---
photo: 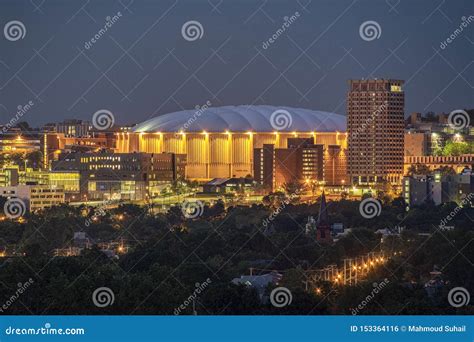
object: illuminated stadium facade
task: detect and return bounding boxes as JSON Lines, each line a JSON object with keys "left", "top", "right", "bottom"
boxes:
{"left": 115, "top": 105, "right": 348, "bottom": 182}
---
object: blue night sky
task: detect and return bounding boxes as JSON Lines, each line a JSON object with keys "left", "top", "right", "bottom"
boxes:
{"left": 0, "top": 0, "right": 472, "bottom": 126}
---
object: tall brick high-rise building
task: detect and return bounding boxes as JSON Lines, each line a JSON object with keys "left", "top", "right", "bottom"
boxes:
{"left": 347, "top": 79, "right": 405, "bottom": 185}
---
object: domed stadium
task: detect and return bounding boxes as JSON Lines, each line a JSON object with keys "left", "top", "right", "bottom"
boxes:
{"left": 116, "top": 105, "right": 347, "bottom": 180}
{"left": 132, "top": 105, "right": 346, "bottom": 133}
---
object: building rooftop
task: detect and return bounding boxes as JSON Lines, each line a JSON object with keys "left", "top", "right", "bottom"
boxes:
{"left": 133, "top": 105, "right": 346, "bottom": 133}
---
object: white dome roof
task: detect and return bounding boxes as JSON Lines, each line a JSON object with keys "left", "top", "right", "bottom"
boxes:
{"left": 133, "top": 105, "right": 346, "bottom": 133}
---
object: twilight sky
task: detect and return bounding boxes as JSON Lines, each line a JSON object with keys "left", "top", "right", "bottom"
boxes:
{"left": 0, "top": 0, "right": 473, "bottom": 127}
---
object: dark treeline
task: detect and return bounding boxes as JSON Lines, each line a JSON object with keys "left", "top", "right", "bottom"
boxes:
{"left": 0, "top": 196, "right": 472, "bottom": 315}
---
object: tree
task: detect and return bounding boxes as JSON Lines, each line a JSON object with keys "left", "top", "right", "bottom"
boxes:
{"left": 406, "top": 164, "right": 431, "bottom": 176}
{"left": 7, "top": 153, "right": 25, "bottom": 168}
{"left": 436, "top": 166, "right": 456, "bottom": 176}
{"left": 375, "top": 180, "right": 394, "bottom": 204}
{"left": 26, "top": 151, "right": 42, "bottom": 169}
{"left": 170, "top": 180, "right": 188, "bottom": 195}
{"left": 16, "top": 122, "right": 32, "bottom": 131}
{"left": 442, "top": 141, "right": 470, "bottom": 156}
{"left": 282, "top": 181, "right": 304, "bottom": 196}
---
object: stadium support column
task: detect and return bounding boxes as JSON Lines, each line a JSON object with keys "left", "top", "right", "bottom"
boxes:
{"left": 275, "top": 132, "right": 280, "bottom": 148}
{"left": 181, "top": 132, "right": 186, "bottom": 156}
{"left": 205, "top": 132, "right": 210, "bottom": 179}
{"left": 227, "top": 131, "right": 232, "bottom": 178}
{"left": 248, "top": 132, "right": 254, "bottom": 178}
{"left": 159, "top": 132, "right": 164, "bottom": 153}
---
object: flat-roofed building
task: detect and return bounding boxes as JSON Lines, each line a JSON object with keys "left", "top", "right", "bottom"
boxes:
{"left": 0, "top": 184, "right": 65, "bottom": 211}
{"left": 51, "top": 152, "right": 186, "bottom": 201}
{"left": 0, "top": 134, "right": 40, "bottom": 157}
{"left": 404, "top": 131, "right": 430, "bottom": 156}
{"left": 55, "top": 119, "right": 92, "bottom": 137}
{"left": 41, "top": 132, "right": 116, "bottom": 169}
{"left": 253, "top": 137, "right": 345, "bottom": 191}
{"left": 403, "top": 154, "right": 474, "bottom": 175}
{"left": 403, "top": 170, "right": 474, "bottom": 208}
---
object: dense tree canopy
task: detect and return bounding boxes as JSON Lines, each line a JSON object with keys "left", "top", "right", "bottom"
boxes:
{"left": 0, "top": 197, "right": 472, "bottom": 315}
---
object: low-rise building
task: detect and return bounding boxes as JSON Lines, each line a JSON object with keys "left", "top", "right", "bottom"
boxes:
{"left": 404, "top": 154, "right": 474, "bottom": 175}
{"left": 54, "top": 119, "right": 92, "bottom": 137}
{"left": 0, "top": 167, "right": 80, "bottom": 201}
{"left": 231, "top": 271, "right": 282, "bottom": 301}
{"left": 403, "top": 169, "right": 474, "bottom": 208}
{"left": 253, "top": 137, "right": 346, "bottom": 192}
{"left": 203, "top": 177, "right": 254, "bottom": 193}
{"left": 41, "top": 132, "right": 116, "bottom": 169}
{"left": 0, "top": 184, "right": 65, "bottom": 211}
{"left": 51, "top": 152, "right": 186, "bottom": 201}
{"left": 0, "top": 167, "right": 20, "bottom": 187}
{"left": 0, "top": 134, "right": 40, "bottom": 157}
